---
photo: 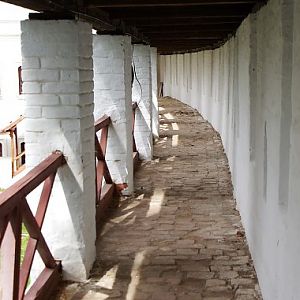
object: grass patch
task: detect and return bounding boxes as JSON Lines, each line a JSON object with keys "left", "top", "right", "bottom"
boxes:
{"left": 1, "top": 187, "right": 30, "bottom": 263}
{"left": 21, "top": 224, "right": 30, "bottom": 262}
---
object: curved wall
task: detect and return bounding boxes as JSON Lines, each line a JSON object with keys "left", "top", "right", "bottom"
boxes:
{"left": 159, "top": 0, "right": 300, "bottom": 298}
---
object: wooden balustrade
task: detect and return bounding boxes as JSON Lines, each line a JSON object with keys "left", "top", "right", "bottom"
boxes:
{"left": 0, "top": 110, "right": 140, "bottom": 298}
{"left": 0, "top": 151, "right": 66, "bottom": 300}
{"left": 94, "top": 115, "right": 115, "bottom": 221}
{"left": 0, "top": 115, "right": 26, "bottom": 178}
{"left": 94, "top": 108, "right": 140, "bottom": 221}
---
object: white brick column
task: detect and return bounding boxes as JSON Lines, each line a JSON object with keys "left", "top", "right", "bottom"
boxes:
{"left": 132, "top": 44, "right": 153, "bottom": 160}
{"left": 93, "top": 35, "right": 133, "bottom": 194}
{"left": 21, "top": 20, "right": 96, "bottom": 281}
{"left": 151, "top": 47, "right": 159, "bottom": 139}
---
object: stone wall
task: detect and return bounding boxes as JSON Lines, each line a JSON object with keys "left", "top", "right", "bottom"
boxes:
{"left": 93, "top": 35, "right": 134, "bottom": 194}
{"left": 159, "top": 0, "right": 300, "bottom": 298}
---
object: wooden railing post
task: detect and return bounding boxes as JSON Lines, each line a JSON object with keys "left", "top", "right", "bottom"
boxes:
{"left": 132, "top": 102, "right": 139, "bottom": 167}
{"left": 0, "top": 116, "right": 26, "bottom": 178}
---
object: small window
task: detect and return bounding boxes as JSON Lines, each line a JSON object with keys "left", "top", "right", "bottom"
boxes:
{"left": 0, "top": 143, "right": 3, "bottom": 157}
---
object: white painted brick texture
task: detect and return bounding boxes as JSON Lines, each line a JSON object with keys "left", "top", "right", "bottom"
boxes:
{"left": 21, "top": 20, "right": 96, "bottom": 282}
{"left": 151, "top": 47, "right": 159, "bottom": 138}
{"left": 93, "top": 35, "right": 133, "bottom": 194}
{"left": 133, "top": 44, "right": 153, "bottom": 160}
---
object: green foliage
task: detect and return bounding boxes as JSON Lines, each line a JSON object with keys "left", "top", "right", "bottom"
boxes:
{"left": 21, "top": 224, "right": 29, "bottom": 263}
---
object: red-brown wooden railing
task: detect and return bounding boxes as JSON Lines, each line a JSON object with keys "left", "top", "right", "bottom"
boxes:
{"left": 94, "top": 109, "right": 139, "bottom": 220}
{"left": 94, "top": 115, "right": 115, "bottom": 221}
{"left": 0, "top": 151, "right": 66, "bottom": 300}
{"left": 1, "top": 115, "right": 26, "bottom": 178}
{"left": 0, "top": 108, "right": 140, "bottom": 298}
{"left": 132, "top": 102, "right": 139, "bottom": 168}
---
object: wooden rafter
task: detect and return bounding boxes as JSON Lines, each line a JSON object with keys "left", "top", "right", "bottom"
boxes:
{"left": 1, "top": 0, "right": 266, "bottom": 53}
{"left": 87, "top": 0, "right": 263, "bottom": 8}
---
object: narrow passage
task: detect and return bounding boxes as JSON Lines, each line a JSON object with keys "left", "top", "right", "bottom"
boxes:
{"left": 58, "top": 97, "right": 261, "bottom": 300}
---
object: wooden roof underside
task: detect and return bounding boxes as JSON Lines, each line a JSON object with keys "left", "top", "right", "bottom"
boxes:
{"left": 2, "top": 0, "right": 266, "bottom": 54}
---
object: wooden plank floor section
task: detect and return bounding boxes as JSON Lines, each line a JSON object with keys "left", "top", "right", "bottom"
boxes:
{"left": 56, "top": 97, "right": 262, "bottom": 300}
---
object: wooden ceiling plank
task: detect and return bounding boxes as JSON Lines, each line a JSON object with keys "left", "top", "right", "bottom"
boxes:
{"left": 2, "top": 0, "right": 265, "bottom": 54}
{"left": 104, "top": 5, "right": 252, "bottom": 19}
{"left": 139, "top": 24, "right": 239, "bottom": 33}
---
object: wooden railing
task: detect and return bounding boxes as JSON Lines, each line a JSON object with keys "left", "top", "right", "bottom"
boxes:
{"left": 94, "top": 108, "right": 139, "bottom": 220}
{"left": 0, "top": 115, "right": 26, "bottom": 177}
{"left": 94, "top": 115, "right": 115, "bottom": 221}
{"left": 0, "top": 151, "right": 66, "bottom": 300}
{"left": 0, "top": 105, "right": 140, "bottom": 298}
{"left": 132, "top": 102, "right": 139, "bottom": 167}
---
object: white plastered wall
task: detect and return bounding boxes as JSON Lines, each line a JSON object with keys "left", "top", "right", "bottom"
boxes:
{"left": 159, "top": 0, "right": 300, "bottom": 299}
{"left": 151, "top": 47, "right": 159, "bottom": 138}
{"left": 0, "top": 3, "right": 33, "bottom": 187}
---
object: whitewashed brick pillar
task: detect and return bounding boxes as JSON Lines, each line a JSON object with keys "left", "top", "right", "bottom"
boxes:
{"left": 132, "top": 44, "right": 153, "bottom": 160}
{"left": 21, "top": 20, "right": 96, "bottom": 281}
{"left": 151, "top": 47, "right": 159, "bottom": 138}
{"left": 93, "top": 35, "right": 133, "bottom": 194}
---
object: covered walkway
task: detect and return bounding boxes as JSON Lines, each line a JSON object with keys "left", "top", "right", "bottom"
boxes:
{"left": 57, "top": 97, "right": 261, "bottom": 300}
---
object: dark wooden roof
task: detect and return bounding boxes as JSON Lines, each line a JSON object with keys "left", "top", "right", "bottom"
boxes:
{"left": 2, "top": 0, "right": 266, "bottom": 54}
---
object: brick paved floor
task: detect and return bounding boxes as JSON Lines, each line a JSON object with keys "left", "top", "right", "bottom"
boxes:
{"left": 57, "top": 97, "right": 262, "bottom": 300}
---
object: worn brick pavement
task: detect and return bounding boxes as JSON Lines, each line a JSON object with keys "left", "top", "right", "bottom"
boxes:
{"left": 56, "top": 97, "right": 262, "bottom": 300}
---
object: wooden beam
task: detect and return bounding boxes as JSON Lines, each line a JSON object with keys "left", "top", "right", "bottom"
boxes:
{"left": 3, "top": 0, "right": 263, "bottom": 49}
{"left": 29, "top": 11, "right": 75, "bottom": 20}
{"left": 148, "top": 32, "right": 228, "bottom": 40}
{"left": 129, "top": 17, "right": 244, "bottom": 27}
{"left": 140, "top": 23, "right": 239, "bottom": 33}
{"left": 88, "top": 0, "right": 260, "bottom": 8}
{"left": 120, "top": 16, "right": 247, "bottom": 24}
{"left": 103, "top": 5, "right": 252, "bottom": 20}
{"left": 158, "top": 44, "right": 215, "bottom": 50}
{"left": 151, "top": 39, "right": 222, "bottom": 45}
{"left": 3, "top": 0, "right": 148, "bottom": 41}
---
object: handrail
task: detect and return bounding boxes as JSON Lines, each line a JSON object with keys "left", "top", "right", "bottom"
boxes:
{"left": 94, "top": 115, "right": 111, "bottom": 132}
{"left": 0, "top": 151, "right": 66, "bottom": 300}
{"left": 0, "top": 115, "right": 24, "bottom": 133}
{"left": 0, "top": 152, "right": 65, "bottom": 217}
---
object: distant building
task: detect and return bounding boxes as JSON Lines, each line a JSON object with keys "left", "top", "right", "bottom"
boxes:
{"left": 0, "top": 2, "right": 33, "bottom": 187}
